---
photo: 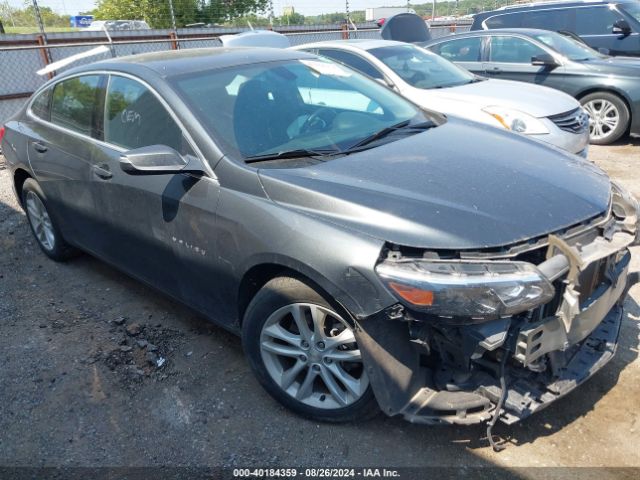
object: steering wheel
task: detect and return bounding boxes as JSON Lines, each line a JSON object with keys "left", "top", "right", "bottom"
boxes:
{"left": 410, "top": 71, "right": 427, "bottom": 84}
{"left": 300, "top": 108, "right": 337, "bottom": 134}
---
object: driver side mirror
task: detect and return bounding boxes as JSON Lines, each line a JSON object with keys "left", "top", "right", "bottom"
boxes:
{"left": 120, "top": 145, "right": 205, "bottom": 176}
{"left": 531, "top": 53, "right": 560, "bottom": 68}
{"left": 612, "top": 19, "right": 632, "bottom": 36}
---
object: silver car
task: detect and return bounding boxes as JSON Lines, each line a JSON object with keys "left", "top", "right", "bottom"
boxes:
{"left": 295, "top": 40, "right": 590, "bottom": 157}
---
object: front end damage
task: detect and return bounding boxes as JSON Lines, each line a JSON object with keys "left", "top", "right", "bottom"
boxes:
{"left": 355, "top": 182, "right": 640, "bottom": 428}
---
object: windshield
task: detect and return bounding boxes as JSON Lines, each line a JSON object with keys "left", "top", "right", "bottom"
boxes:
{"left": 171, "top": 58, "right": 429, "bottom": 160}
{"left": 369, "top": 44, "right": 476, "bottom": 89}
{"left": 532, "top": 31, "right": 602, "bottom": 61}
{"left": 622, "top": 3, "right": 640, "bottom": 23}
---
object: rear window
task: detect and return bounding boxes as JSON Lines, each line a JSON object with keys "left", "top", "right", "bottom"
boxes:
{"left": 50, "top": 75, "right": 104, "bottom": 137}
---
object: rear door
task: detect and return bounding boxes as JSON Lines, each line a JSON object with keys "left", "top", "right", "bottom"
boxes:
{"left": 25, "top": 74, "right": 107, "bottom": 246}
{"left": 428, "top": 36, "right": 485, "bottom": 74}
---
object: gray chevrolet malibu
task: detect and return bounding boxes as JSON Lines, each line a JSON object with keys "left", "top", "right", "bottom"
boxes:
{"left": 2, "top": 48, "right": 639, "bottom": 431}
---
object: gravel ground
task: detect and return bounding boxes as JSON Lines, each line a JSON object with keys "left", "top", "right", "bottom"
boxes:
{"left": 0, "top": 139, "right": 639, "bottom": 475}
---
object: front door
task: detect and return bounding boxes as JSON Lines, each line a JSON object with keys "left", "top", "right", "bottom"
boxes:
{"left": 89, "top": 74, "right": 222, "bottom": 309}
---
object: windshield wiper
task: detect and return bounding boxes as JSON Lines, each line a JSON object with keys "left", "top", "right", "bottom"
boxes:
{"left": 244, "top": 148, "right": 340, "bottom": 164}
{"left": 344, "top": 120, "right": 434, "bottom": 152}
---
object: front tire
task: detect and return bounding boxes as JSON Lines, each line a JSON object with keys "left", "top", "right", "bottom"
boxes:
{"left": 22, "top": 178, "right": 77, "bottom": 261}
{"left": 581, "top": 92, "right": 630, "bottom": 145}
{"left": 242, "top": 276, "right": 379, "bottom": 423}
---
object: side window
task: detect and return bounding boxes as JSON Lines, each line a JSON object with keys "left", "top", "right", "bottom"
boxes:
{"left": 105, "top": 76, "right": 185, "bottom": 153}
{"left": 489, "top": 36, "right": 546, "bottom": 63}
{"left": 31, "top": 88, "right": 52, "bottom": 121}
{"left": 575, "top": 6, "right": 623, "bottom": 35}
{"left": 51, "top": 75, "right": 104, "bottom": 137}
{"left": 316, "top": 49, "right": 384, "bottom": 80}
{"left": 433, "top": 37, "right": 482, "bottom": 62}
{"left": 523, "top": 9, "right": 573, "bottom": 31}
{"left": 485, "top": 12, "right": 525, "bottom": 29}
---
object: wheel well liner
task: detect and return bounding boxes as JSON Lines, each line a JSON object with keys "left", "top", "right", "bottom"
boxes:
{"left": 236, "top": 262, "right": 356, "bottom": 326}
{"left": 13, "top": 168, "right": 31, "bottom": 206}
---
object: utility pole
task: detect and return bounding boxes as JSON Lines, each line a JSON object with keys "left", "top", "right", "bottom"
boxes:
{"left": 431, "top": 0, "right": 436, "bottom": 20}
{"left": 345, "top": 0, "right": 350, "bottom": 23}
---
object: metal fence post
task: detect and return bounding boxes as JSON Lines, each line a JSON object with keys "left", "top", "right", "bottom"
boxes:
{"left": 168, "top": 0, "right": 180, "bottom": 49}
{"left": 31, "top": 0, "right": 52, "bottom": 64}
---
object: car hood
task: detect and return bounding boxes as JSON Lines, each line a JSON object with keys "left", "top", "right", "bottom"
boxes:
{"left": 258, "top": 118, "right": 610, "bottom": 250}
{"left": 581, "top": 56, "right": 640, "bottom": 76}
{"left": 418, "top": 78, "right": 579, "bottom": 118}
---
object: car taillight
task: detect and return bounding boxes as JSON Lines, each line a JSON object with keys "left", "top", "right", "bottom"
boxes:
{"left": 0, "top": 126, "right": 5, "bottom": 143}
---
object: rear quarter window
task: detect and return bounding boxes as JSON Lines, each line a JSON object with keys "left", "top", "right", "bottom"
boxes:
{"left": 31, "top": 88, "right": 52, "bottom": 121}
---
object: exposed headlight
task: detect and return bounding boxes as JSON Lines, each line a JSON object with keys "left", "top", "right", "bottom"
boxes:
{"left": 611, "top": 181, "right": 640, "bottom": 243}
{"left": 376, "top": 260, "right": 555, "bottom": 321}
{"left": 482, "top": 106, "right": 549, "bottom": 135}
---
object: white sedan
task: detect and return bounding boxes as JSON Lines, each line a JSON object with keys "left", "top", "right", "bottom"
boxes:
{"left": 293, "top": 39, "right": 590, "bottom": 157}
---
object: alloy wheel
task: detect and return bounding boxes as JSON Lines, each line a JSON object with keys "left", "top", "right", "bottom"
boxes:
{"left": 583, "top": 99, "right": 620, "bottom": 141}
{"left": 25, "top": 191, "right": 55, "bottom": 251}
{"left": 259, "top": 303, "right": 369, "bottom": 410}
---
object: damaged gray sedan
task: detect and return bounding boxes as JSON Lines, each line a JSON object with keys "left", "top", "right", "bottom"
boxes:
{"left": 2, "top": 48, "right": 639, "bottom": 431}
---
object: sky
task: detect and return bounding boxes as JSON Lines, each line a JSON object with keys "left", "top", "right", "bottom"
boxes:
{"left": 6, "top": 1, "right": 418, "bottom": 16}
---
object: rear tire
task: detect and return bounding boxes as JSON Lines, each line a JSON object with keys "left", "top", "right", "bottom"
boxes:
{"left": 580, "top": 92, "right": 630, "bottom": 145}
{"left": 242, "top": 276, "right": 379, "bottom": 423}
{"left": 22, "top": 178, "right": 77, "bottom": 261}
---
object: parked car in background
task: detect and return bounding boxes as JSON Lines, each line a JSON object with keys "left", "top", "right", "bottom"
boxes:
{"left": 425, "top": 29, "right": 640, "bottom": 144}
{"left": 295, "top": 39, "right": 590, "bottom": 156}
{"left": 87, "top": 20, "right": 151, "bottom": 31}
{"left": 471, "top": 0, "right": 640, "bottom": 57}
{"left": 3, "top": 48, "right": 638, "bottom": 430}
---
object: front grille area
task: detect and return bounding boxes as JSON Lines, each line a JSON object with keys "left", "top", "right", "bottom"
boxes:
{"left": 548, "top": 107, "right": 589, "bottom": 134}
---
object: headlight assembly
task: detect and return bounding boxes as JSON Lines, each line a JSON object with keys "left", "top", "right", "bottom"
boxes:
{"left": 482, "top": 106, "right": 549, "bottom": 135}
{"left": 376, "top": 260, "right": 555, "bottom": 321}
{"left": 611, "top": 181, "right": 640, "bottom": 243}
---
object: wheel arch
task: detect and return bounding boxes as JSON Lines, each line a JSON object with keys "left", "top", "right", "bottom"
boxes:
{"left": 13, "top": 167, "right": 32, "bottom": 208}
{"left": 236, "top": 258, "right": 362, "bottom": 326}
{"left": 576, "top": 88, "right": 633, "bottom": 116}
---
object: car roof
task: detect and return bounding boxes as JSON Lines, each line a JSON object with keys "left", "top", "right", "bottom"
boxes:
{"left": 429, "top": 28, "right": 556, "bottom": 40}
{"left": 295, "top": 39, "right": 414, "bottom": 52}
{"left": 67, "top": 47, "right": 315, "bottom": 78}
{"left": 474, "top": 0, "right": 636, "bottom": 21}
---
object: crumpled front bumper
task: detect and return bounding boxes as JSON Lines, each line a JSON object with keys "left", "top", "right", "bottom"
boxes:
{"left": 355, "top": 232, "right": 639, "bottom": 426}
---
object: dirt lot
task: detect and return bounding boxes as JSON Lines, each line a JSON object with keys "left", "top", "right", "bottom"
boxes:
{"left": 0, "top": 140, "right": 639, "bottom": 476}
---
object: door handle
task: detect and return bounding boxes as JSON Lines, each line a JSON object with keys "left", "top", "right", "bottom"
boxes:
{"left": 486, "top": 67, "right": 502, "bottom": 73}
{"left": 32, "top": 142, "right": 48, "bottom": 153}
{"left": 92, "top": 164, "right": 112, "bottom": 180}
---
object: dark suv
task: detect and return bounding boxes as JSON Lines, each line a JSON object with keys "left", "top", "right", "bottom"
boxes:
{"left": 471, "top": 0, "right": 640, "bottom": 56}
